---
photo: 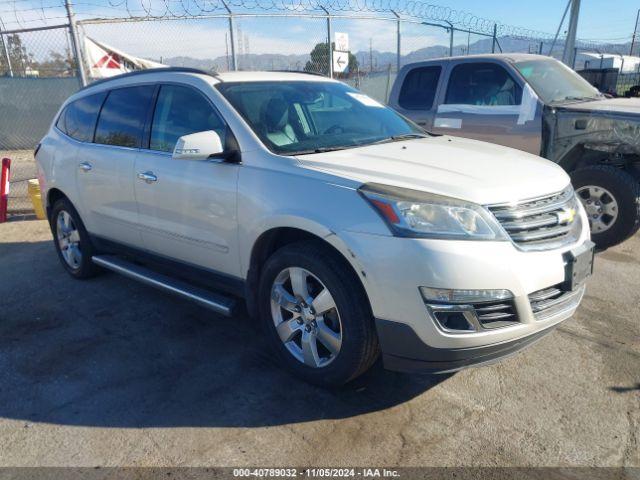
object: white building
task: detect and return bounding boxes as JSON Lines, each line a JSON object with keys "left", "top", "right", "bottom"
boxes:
{"left": 576, "top": 52, "right": 640, "bottom": 73}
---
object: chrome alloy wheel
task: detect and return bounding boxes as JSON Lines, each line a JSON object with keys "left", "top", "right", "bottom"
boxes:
{"left": 56, "top": 210, "right": 82, "bottom": 269}
{"left": 576, "top": 185, "right": 619, "bottom": 234}
{"left": 270, "top": 267, "right": 343, "bottom": 368}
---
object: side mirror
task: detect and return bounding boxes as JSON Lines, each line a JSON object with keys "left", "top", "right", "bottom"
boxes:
{"left": 172, "top": 130, "right": 225, "bottom": 161}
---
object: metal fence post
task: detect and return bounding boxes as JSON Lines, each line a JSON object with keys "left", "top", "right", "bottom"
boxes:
{"left": 392, "top": 10, "right": 400, "bottom": 72}
{"left": 447, "top": 22, "right": 454, "bottom": 57}
{"left": 0, "top": 32, "right": 13, "bottom": 77}
{"left": 492, "top": 23, "right": 497, "bottom": 53}
{"left": 221, "top": 0, "right": 237, "bottom": 71}
{"left": 320, "top": 6, "right": 333, "bottom": 78}
{"left": 64, "top": 0, "right": 87, "bottom": 86}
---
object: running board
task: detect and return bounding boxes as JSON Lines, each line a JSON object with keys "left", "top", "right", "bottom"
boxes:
{"left": 92, "top": 255, "right": 235, "bottom": 317}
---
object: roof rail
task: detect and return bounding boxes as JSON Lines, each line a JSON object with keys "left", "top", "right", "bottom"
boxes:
{"left": 81, "top": 67, "right": 220, "bottom": 90}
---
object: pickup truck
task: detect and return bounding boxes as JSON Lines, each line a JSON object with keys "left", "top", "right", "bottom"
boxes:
{"left": 389, "top": 53, "right": 640, "bottom": 249}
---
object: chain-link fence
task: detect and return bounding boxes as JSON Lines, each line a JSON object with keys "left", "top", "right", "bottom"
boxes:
{"left": 0, "top": 1, "right": 632, "bottom": 217}
{"left": 0, "top": 24, "right": 81, "bottom": 217}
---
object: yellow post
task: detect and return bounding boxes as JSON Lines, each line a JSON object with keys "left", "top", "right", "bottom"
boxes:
{"left": 28, "top": 179, "right": 46, "bottom": 220}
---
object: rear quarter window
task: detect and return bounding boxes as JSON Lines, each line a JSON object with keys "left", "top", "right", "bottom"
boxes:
{"left": 56, "top": 92, "right": 106, "bottom": 142}
{"left": 398, "top": 66, "right": 441, "bottom": 110}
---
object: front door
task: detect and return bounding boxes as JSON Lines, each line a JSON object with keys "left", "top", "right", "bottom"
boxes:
{"left": 431, "top": 61, "right": 542, "bottom": 155}
{"left": 133, "top": 83, "right": 241, "bottom": 277}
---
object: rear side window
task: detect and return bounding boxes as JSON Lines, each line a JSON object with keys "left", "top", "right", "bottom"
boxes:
{"left": 95, "top": 86, "right": 155, "bottom": 148}
{"left": 150, "top": 85, "right": 226, "bottom": 153}
{"left": 445, "top": 63, "right": 522, "bottom": 106}
{"left": 398, "top": 66, "right": 441, "bottom": 110}
{"left": 56, "top": 92, "right": 106, "bottom": 142}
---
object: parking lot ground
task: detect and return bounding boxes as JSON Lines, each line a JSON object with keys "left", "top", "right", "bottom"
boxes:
{"left": 0, "top": 219, "right": 638, "bottom": 467}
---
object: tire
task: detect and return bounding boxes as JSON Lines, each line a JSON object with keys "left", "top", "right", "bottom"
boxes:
{"left": 49, "top": 197, "right": 102, "bottom": 279}
{"left": 570, "top": 165, "right": 640, "bottom": 250}
{"left": 258, "top": 241, "right": 379, "bottom": 387}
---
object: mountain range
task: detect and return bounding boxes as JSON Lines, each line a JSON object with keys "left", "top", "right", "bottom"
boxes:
{"left": 162, "top": 37, "right": 633, "bottom": 73}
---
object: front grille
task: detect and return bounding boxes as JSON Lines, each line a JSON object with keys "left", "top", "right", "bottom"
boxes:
{"left": 488, "top": 186, "right": 582, "bottom": 251}
{"left": 528, "top": 284, "right": 586, "bottom": 321}
{"left": 474, "top": 300, "right": 517, "bottom": 329}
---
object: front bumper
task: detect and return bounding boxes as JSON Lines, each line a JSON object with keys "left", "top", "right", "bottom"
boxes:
{"left": 339, "top": 222, "right": 591, "bottom": 370}
{"left": 376, "top": 314, "right": 568, "bottom": 374}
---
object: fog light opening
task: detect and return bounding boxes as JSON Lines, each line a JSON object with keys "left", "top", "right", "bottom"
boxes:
{"left": 434, "top": 311, "right": 474, "bottom": 331}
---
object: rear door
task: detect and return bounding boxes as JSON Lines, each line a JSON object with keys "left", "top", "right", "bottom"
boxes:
{"left": 431, "top": 60, "right": 542, "bottom": 155}
{"left": 390, "top": 63, "right": 444, "bottom": 131}
{"left": 75, "top": 85, "right": 155, "bottom": 246}
{"left": 133, "top": 83, "right": 241, "bottom": 277}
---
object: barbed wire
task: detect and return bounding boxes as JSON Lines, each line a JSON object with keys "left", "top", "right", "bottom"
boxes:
{"left": 0, "top": 0, "right": 631, "bottom": 51}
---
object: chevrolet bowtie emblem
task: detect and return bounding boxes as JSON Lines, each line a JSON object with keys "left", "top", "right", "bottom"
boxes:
{"left": 556, "top": 208, "right": 576, "bottom": 224}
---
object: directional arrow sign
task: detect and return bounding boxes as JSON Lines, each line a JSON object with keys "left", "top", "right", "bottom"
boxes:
{"left": 333, "top": 50, "right": 349, "bottom": 74}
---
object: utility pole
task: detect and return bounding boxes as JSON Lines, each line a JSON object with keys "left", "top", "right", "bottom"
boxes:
{"left": 225, "top": 33, "right": 230, "bottom": 71}
{"left": 64, "top": 0, "right": 87, "bottom": 85}
{"left": 369, "top": 38, "right": 373, "bottom": 73}
{"left": 492, "top": 23, "right": 497, "bottom": 53}
{"left": 562, "top": 0, "right": 581, "bottom": 67}
{"left": 630, "top": 9, "right": 640, "bottom": 56}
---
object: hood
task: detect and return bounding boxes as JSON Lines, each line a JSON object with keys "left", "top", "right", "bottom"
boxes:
{"left": 295, "top": 136, "right": 570, "bottom": 205}
{"left": 558, "top": 97, "right": 640, "bottom": 117}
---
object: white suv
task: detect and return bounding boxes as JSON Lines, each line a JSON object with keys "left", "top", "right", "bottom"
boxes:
{"left": 35, "top": 68, "right": 594, "bottom": 386}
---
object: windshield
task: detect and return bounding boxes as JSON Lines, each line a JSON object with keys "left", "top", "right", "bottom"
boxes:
{"left": 514, "top": 58, "right": 602, "bottom": 104}
{"left": 216, "top": 81, "right": 425, "bottom": 155}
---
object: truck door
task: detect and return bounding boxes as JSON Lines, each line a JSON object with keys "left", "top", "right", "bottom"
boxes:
{"left": 391, "top": 64, "right": 443, "bottom": 131}
{"left": 431, "top": 61, "right": 542, "bottom": 155}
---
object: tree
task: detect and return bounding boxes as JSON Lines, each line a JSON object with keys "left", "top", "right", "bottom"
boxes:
{"left": 6, "top": 34, "right": 34, "bottom": 76}
{"left": 304, "top": 42, "right": 358, "bottom": 77}
{"left": 34, "top": 49, "right": 77, "bottom": 77}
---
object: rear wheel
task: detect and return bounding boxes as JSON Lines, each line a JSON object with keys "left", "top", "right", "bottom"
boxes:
{"left": 258, "top": 241, "right": 379, "bottom": 387}
{"left": 570, "top": 165, "right": 640, "bottom": 249}
{"left": 50, "top": 198, "right": 101, "bottom": 279}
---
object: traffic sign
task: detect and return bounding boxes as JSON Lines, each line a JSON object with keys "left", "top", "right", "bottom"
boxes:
{"left": 333, "top": 50, "right": 349, "bottom": 73}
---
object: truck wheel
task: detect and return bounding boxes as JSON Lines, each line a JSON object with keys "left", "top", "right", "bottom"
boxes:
{"left": 258, "top": 241, "right": 379, "bottom": 387}
{"left": 570, "top": 165, "right": 640, "bottom": 249}
{"left": 50, "top": 198, "right": 101, "bottom": 279}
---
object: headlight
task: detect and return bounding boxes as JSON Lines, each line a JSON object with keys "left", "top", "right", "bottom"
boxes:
{"left": 359, "top": 183, "right": 508, "bottom": 240}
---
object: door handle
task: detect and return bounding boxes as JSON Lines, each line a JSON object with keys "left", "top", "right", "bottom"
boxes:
{"left": 137, "top": 171, "right": 158, "bottom": 183}
{"left": 79, "top": 161, "right": 92, "bottom": 172}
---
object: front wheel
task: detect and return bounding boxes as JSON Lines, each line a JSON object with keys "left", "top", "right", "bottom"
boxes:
{"left": 570, "top": 165, "right": 640, "bottom": 249}
{"left": 258, "top": 241, "right": 379, "bottom": 387}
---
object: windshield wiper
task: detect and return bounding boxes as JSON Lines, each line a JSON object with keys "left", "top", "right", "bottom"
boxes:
{"left": 291, "top": 146, "right": 355, "bottom": 155}
{"left": 369, "top": 133, "right": 429, "bottom": 145}
{"left": 289, "top": 134, "right": 428, "bottom": 155}
{"left": 555, "top": 95, "right": 601, "bottom": 104}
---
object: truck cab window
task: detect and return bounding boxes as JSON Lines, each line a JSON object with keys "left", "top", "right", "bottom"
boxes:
{"left": 445, "top": 63, "right": 522, "bottom": 106}
{"left": 398, "top": 66, "right": 441, "bottom": 110}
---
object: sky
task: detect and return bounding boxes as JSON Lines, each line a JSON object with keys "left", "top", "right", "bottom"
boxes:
{"left": 2, "top": 0, "right": 638, "bottom": 62}
{"left": 441, "top": 1, "right": 638, "bottom": 42}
